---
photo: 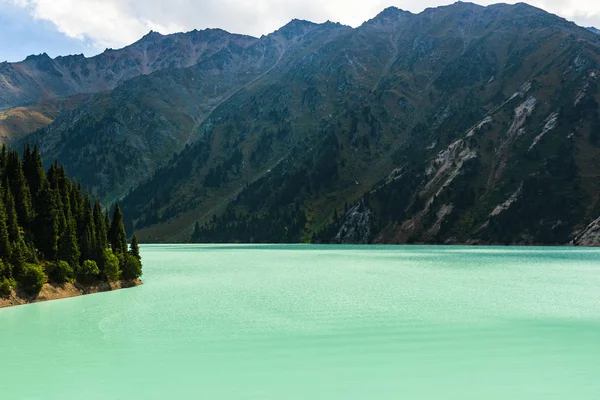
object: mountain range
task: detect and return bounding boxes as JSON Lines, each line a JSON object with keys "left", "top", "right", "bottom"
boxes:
{"left": 2, "top": 2, "right": 600, "bottom": 245}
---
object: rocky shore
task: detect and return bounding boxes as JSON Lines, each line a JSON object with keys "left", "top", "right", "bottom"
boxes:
{"left": 0, "top": 279, "right": 142, "bottom": 308}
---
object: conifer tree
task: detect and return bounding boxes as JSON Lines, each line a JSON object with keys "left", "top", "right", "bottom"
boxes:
{"left": 192, "top": 221, "right": 201, "bottom": 242}
{"left": 71, "top": 182, "right": 84, "bottom": 237}
{"left": 104, "top": 207, "right": 111, "bottom": 233}
{"left": 92, "top": 199, "right": 108, "bottom": 271}
{"left": 46, "top": 162, "right": 59, "bottom": 189}
{"left": 80, "top": 225, "right": 95, "bottom": 263}
{"left": 79, "top": 193, "right": 96, "bottom": 262}
{"left": 57, "top": 199, "right": 80, "bottom": 270}
{"left": 109, "top": 203, "right": 128, "bottom": 255}
{"left": 10, "top": 237, "right": 31, "bottom": 277}
{"left": 33, "top": 181, "right": 59, "bottom": 261}
{"left": 47, "top": 163, "right": 69, "bottom": 202}
{"left": 93, "top": 200, "right": 108, "bottom": 252}
{"left": 5, "top": 150, "right": 34, "bottom": 227}
{"left": 0, "top": 187, "right": 11, "bottom": 258}
{"left": 0, "top": 144, "right": 7, "bottom": 171}
{"left": 22, "top": 144, "right": 45, "bottom": 205}
{"left": 0, "top": 145, "right": 141, "bottom": 296}
{"left": 129, "top": 234, "right": 140, "bottom": 261}
{"left": 22, "top": 143, "right": 31, "bottom": 172}
{"left": 4, "top": 185, "right": 20, "bottom": 243}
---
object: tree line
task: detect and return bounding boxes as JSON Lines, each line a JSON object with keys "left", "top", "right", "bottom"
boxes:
{"left": 0, "top": 144, "right": 142, "bottom": 298}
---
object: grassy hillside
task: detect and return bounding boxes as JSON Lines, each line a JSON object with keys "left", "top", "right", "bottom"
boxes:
{"left": 0, "top": 95, "right": 90, "bottom": 144}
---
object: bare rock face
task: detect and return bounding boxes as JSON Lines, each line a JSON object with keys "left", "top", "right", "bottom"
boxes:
{"left": 335, "top": 200, "right": 373, "bottom": 244}
{"left": 573, "top": 217, "right": 600, "bottom": 246}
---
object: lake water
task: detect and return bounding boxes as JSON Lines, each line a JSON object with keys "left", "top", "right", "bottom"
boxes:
{"left": 1, "top": 245, "right": 599, "bottom": 399}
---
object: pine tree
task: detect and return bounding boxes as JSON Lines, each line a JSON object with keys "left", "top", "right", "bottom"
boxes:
{"left": 0, "top": 144, "right": 7, "bottom": 171}
{"left": 10, "top": 237, "right": 31, "bottom": 277}
{"left": 79, "top": 193, "right": 96, "bottom": 263}
{"left": 5, "top": 150, "right": 34, "bottom": 227}
{"left": 191, "top": 221, "right": 201, "bottom": 242}
{"left": 91, "top": 199, "right": 108, "bottom": 272}
{"left": 22, "top": 143, "right": 31, "bottom": 173}
{"left": 109, "top": 203, "right": 128, "bottom": 255}
{"left": 129, "top": 234, "right": 141, "bottom": 261}
{"left": 104, "top": 207, "right": 111, "bottom": 233}
{"left": 22, "top": 144, "right": 45, "bottom": 205}
{"left": 80, "top": 225, "right": 95, "bottom": 263}
{"left": 47, "top": 163, "right": 69, "bottom": 201}
{"left": 33, "top": 181, "right": 60, "bottom": 261}
{"left": 0, "top": 146, "right": 141, "bottom": 293}
{"left": 4, "top": 185, "right": 20, "bottom": 243}
{"left": 70, "top": 182, "right": 83, "bottom": 235}
{"left": 93, "top": 200, "right": 108, "bottom": 251}
{"left": 57, "top": 198, "right": 80, "bottom": 270}
{"left": 0, "top": 186, "right": 11, "bottom": 259}
{"left": 46, "top": 162, "right": 59, "bottom": 189}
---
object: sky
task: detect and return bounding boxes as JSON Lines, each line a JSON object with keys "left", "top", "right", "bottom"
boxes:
{"left": 1, "top": 0, "right": 600, "bottom": 63}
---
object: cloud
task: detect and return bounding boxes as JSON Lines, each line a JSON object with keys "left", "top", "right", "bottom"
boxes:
{"left": 3, "top": 0, "right": 600, "bottom": 52}
{"left": 0, "top": 1, "right": 94, "bottom": 61}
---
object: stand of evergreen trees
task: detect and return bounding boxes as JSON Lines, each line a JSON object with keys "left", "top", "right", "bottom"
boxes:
{"left": 0, "top": 144, "right": 142, "bottom": 298}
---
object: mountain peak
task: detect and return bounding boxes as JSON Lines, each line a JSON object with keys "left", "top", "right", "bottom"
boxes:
{"left": 273, "top": 19, "right": 321, "bottom": 39}
{"left": 374, "top": 6, "right": 412, "bottom": 19}
{"left": 24, "top": 52, "right": 51, "bottom": 62}
{"left": 144, "top": 30, "right": 163, "bottom": 38}
{"left": 139, "top": 30, "right": 164, "bottom": 43}
{"left": 281, "top": 19, "right": 318, "bottom": 30}
{"left": 378, "top": 6, "right": 407, "bottom": 16}
{"left": 361, "top": 6, "right": 412, "bottom": 28}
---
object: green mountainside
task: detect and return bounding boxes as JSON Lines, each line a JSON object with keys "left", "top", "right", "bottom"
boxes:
{"left": 19, "top": 21, "right": 350, "bottom": 200}
{"left": 13, "top": 2, "right": 600, "bottom": 245}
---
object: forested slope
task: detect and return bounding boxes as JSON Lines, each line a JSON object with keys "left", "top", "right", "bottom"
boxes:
{"left": 0, "top": 145, "right": 142, "bottom": 300}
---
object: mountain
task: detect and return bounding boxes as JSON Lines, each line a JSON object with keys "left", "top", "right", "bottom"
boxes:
{"left": 0, "top": 29, "right": 263, "bottom": 110}
{"left": 13, "top": 2, "right": 600, "bottom": 245}
{"left": 0, "top": 29, "right": 265, "bottom": 144}
{"left": 19, "top": 21, "right": 350, "bottom": 200}
{"left": 0, "top": 94, "right": 91, "bottom": 145}
{"left": 588, "top": 27, "right": 600, "bottom": 35}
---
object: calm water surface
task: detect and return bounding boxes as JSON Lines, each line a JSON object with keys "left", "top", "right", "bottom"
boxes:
{"left": 1, "top": 245, "right": 599, "bottom": 399}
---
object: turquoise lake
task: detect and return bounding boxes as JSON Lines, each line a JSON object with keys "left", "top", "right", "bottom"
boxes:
{"left": 1, "top": 245, "right": 599, "bottom": 399}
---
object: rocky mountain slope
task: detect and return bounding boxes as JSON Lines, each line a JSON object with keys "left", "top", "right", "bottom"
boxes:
{"left": 588, "top": 27, "right": 600, "bottom": 35}
{"left": 20, "top": 21, "right": 351, "bottom": 200}
{"left": 0, "top": 29, "right": 266, "bottom": 144}
{"left": 0, "top": 29, "right": 262, "bottom": 110}
{"left": 12, "top": 2, "right": 600, "bottom": 245}
{"left": 0, "top": 94, "right": 91, "bottom": 144}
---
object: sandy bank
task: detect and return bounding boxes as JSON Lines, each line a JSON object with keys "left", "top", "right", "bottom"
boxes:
{"left": 0, "top": 279, "right": 143, "bottom": 309}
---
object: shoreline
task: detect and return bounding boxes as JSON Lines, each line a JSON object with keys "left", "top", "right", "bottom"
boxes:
{"left": 0, "top": 279, "right": 143, "bottom": 309}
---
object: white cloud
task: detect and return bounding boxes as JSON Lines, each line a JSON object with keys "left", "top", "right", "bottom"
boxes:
{"left": 3, "top": 0, "right": 600, "bottom": 51}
